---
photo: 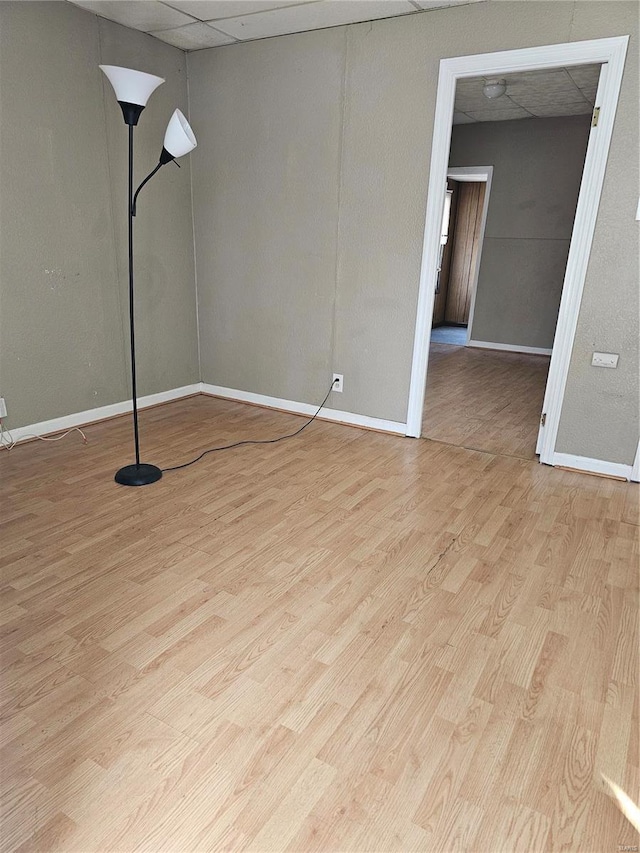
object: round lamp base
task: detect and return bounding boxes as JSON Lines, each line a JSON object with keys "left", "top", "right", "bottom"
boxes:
{"left": 115, "top": 463, "right": 162, "bottom": 487}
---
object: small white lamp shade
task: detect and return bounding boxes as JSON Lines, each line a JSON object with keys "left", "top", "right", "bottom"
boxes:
{"left": 163, "top": 109, "right": 197, "bottom": 159}
{"left": 99, "top": 65, "right": 164, "bottom": 107}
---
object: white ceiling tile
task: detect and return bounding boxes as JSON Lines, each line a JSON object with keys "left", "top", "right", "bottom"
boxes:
{"left": 466, "top": 107, "right": 533, "bottom": 122}
{"left": 578, "top": 87, "right": 596, "bottom": 105}
{"left": 506, "top": 70, "right": 579, "bottom": 97}
{"left": 453, "top": 98, "right": 482, "bottom": 111}
{"left": 527, "top": 102, "right": 594, "bottom": 118}
{"left": 213, "top": 0, "right": 415, "bottom": 40}
{"left": 412, "top": 0, "right": 484, "bottom": 8}
{"left": 151, "top": 21, "right": 237, "bottom": 48}
{"left": 72, "top": 0, "right": 196, "bottom": 32}
{"left": 455, "top": 78, "right": 484, "bottom": 95}
{"left": 566, "top": 64, "right": 602, "bottom": 89}
{"left": 453, "top": 111, "right": 476, "bottom": 124}
{"left": 516, "top": 90, "right": 591, "bottom": 109}
{"left": 454, "top": 93, "right": 519, "bottom": 112}
{"left": 160, "top": 1, "right": 310, "bottom": 21}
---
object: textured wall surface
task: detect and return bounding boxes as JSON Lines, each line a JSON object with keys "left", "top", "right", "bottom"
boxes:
{"left": 0, "top": 2, "right": 198, "bottom": 429}
{"left": 449, "top": 116, "right": 591, "bottom": 350}
{"left": 2, "top": 1, "right": 638, "bottom": 466}
{"left": 189, "top": 0, "right": 638, "bottom": 464}
{"left": 554, "top": 2, "right": 639, "bottom": 462}
{"left": 189, "top": 29, "right": 344, "bottom": 404}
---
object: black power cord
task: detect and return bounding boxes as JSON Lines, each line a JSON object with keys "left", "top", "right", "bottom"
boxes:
{"left": 161, "top": 379, "right": 338, "bottom": 473}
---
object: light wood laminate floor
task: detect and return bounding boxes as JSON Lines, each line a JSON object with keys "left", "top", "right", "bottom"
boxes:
{"left": 1, "top": 395, "right": 638, "bottom": 852}
{"left": 422, "top": 344, "right": 551, "bottom": 459}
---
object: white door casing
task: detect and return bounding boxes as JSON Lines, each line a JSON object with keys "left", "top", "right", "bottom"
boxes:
{"left": 406, "top": 36, "right": 629, "bottom": 469}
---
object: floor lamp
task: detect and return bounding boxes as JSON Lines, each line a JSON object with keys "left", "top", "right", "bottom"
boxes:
{"left": 100, "top": 65, "right": 197, "bottom": 486}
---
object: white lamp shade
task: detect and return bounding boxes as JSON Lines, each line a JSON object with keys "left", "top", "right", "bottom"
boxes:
{"left": 99, "top": 65, "right": 164, "bottom": 106}
{"left": 163, "top": 109, "right": 197, "bottom": 159}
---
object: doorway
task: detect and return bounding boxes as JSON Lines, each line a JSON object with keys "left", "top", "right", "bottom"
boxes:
{"left": 432, "top": 167, "right": 492, "bottom": 346}
{"left": 433, "top": 180, "right": 482, "bottom": 332}
{"left": 424, "top": 88, "right": 597, "bottom": 459}
{"left": 406, "top": 36, "right": 629, "bottom": 470}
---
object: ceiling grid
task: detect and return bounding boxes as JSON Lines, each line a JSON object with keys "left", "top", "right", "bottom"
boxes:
{"left": 67, "top": 0, "right": 600, "bottom": 122}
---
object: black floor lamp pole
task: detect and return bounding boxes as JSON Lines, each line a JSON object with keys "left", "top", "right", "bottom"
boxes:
{"left": 114, "top": 122, "right": 162, "bottom": 487}
{"left": 128, "top": 124, "right": 141, "bottom": 468}
{"left": 99, "top": 66, "right": 197, "bottom": 486}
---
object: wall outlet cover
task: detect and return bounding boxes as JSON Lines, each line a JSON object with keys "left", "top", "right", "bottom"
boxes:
{"left": 591, "top": 352, "right": 619, "bottom": 368}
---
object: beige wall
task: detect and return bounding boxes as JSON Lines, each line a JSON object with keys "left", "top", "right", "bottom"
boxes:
{"left": 449, "top": 115, "right": 591, "bottom": 350}
{"left": 189, "top": 0, "right": 638, "bottom": 465}
{"left": 0, "top": 1, "right": 198, "bottom": 429}
{"left": 188, "top": 29, "right": 344, "bottom": 404}
{"left": 2, "top": 1, "right": 638, "bottom": 467}
{"left": 555, "top": 3, "right": 639, "bottom": 463}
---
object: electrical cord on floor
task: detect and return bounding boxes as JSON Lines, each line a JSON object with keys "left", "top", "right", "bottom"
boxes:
{"left": 161, "top": 379, "right": 338, "bottom": 473}
{"left": 0, "top": 422, "right": 88, "bottom": 451}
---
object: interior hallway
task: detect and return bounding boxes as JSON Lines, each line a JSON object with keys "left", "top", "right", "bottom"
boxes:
{"left": 422, "top": 343, "right": 551, "bottom": 459}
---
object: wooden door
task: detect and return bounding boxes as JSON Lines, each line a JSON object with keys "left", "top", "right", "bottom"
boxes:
{"left": 445, "top": 181, "right": 485, "bottom": 325}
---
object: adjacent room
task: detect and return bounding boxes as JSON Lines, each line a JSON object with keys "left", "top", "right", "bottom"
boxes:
{"left": 1, "top": 1, "right": 638, "bottom": 851}
{"left": 423, "top": 68, "right": 596, "bottom": 459}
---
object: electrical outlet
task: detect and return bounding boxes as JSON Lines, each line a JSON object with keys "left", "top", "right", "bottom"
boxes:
{"left": 332, "top": 373, "right": 343, "bottom": 393}
{"left": 0, "top": 398, "right": 6, "bottom": 419}
{"left": 591, "top": 352, "right": 619, "bottom": 368}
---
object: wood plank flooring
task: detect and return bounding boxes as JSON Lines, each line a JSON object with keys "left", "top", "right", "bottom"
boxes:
{"left": 422, "top": 344, "right": 551, "bottom": 459}
{"left": 1, "top": 395, "right": 638, "bottom": 852}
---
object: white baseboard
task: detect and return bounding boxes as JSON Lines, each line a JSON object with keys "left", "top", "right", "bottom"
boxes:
{"left": 3, "top": 384, "right": 201, "bottom": 446}
{"left": 2, "top": 381, "right": 407, "bottom": 448}
{"left": 4, "top": 384, "right": 635, "bottom": 481}
{"left": 552, "top": 452, "right": 633, "bottom": 481}
{"left": 201, "top": 383, "right": 407, "bottom": 435}
{"left": 467, "top": 340, "right": 553, "bottom": 356}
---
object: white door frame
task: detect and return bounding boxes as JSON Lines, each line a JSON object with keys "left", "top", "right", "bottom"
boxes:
{"left": 632, "top": 441, "right": 640, "bottom": 483}
{"left": 445, "top": 166, "right": 493, "bottom": 344}
{"left": 406, "top": 36, "right": 629, "bottom": 468}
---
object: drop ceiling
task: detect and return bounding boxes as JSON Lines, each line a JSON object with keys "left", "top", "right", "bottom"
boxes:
{"left": 67, "top": 0, "right": 600, "bottom": 122}
{"left": 453, "top": 65, "right": 600, "bottom": 124}
{"left": 67, "top": 0, "right": 483, "bottom": 50}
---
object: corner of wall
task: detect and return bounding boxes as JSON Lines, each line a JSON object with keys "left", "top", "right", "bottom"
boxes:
{"left": 185, "top": 50, "right": 202, "bottom": 385}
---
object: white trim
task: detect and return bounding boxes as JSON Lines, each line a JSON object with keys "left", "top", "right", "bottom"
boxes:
{"left": 2, "top": 381, "right": 408, "bottom": 449}
{"left": 448, "top": 167, "right": 493, "bottom": 345}
{"left": 4, "top": 385, "right": 200, "bottom": 446}
{"left": 447, "top": 167, "right": 492, "bottom": 183}
{"left": 552, "top": 452, "right": 632, "bottom": 481}
{"left": 467, "top": 340, "right": 552, "bottom": 356}
{"left": 406, "top": 36, "right": 629, "bottom": 452}
{"left": 631, "top": 441, "right": 640, "bottom": 483}
{"left": 5, "top": 383, "right": 632, "bottom": 473}
{"left": 406, "top": 57, "right": 457, "bottom": 437}
{"left": 201, "top": 384, "right": 407, "bottom": 435}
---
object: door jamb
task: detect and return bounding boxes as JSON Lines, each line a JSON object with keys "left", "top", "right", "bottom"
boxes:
{"left": 405, "top": 36, "right": 629, "bottom": 469}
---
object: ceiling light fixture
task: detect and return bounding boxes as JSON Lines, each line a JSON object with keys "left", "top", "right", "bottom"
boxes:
{"left": 483, "top": 79, "right": 507, "bottom": 99}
